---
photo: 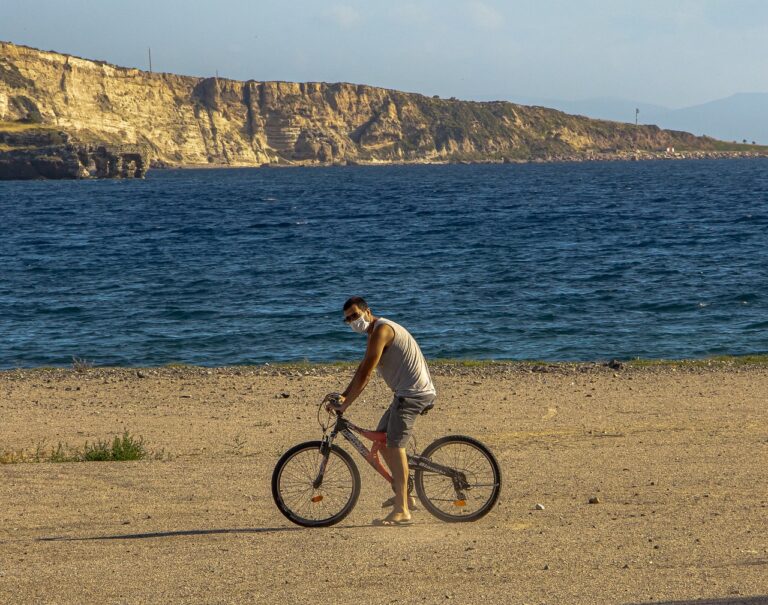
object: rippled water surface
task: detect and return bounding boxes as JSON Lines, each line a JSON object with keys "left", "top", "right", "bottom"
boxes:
{"left": 1, "top": 160, "right": 767, "bottom": 367}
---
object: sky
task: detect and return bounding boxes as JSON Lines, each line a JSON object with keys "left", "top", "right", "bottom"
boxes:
{"left": 2, "top": 0, "right": 768, "bottom": 109}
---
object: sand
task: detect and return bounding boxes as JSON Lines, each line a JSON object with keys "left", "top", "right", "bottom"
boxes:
{"left": 1, "top": 361, "right": 767, "bottom": 605}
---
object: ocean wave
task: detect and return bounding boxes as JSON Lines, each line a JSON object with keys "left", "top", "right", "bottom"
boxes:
{"left": 3, "top": 160, "right": 768, "bottom": 367}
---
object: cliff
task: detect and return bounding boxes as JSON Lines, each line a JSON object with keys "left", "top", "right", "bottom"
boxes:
{"left": 0, "top": 122, "right": 148, "bottom": 179}
{"left": 0, "top": 40, "right": 764, "bottom": 176}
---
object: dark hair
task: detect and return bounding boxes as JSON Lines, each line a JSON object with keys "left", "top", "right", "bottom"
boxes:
{"left": 343, "top": 296, "right": 369, "bottom": 312}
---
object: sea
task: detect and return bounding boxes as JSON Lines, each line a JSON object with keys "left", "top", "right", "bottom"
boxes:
{"left": 1, "top": 159, "right": 767, "bottom": 368}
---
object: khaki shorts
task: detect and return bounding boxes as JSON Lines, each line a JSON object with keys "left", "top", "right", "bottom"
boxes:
{"left": 375, "top": 393, "right": 436, "bottom": 448}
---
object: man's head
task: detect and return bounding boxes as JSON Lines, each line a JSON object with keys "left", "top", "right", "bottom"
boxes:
{"left": 343, "top": 296, "right": 373, "bottom": 334}
{"left": 343, "top": 296, "right": 371, "bottom": 322}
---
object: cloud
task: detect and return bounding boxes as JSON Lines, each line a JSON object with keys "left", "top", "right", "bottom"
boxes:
{"left": 466, "top": 1, "right": 504, "bottom": 30}
{"left": 329, "top": 4, "right": 362, "bottom": 29}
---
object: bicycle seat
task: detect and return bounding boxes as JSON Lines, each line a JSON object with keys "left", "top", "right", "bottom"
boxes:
{"left": 420, "top": 403, "right": 434, "bottom": 415}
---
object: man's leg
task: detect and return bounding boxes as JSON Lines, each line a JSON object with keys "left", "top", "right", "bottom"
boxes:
{"left": 376, "top": 394, "right": 432, "bottom": 523}
{"left": 381, "top": 446, "right": 411, "bottom": 522}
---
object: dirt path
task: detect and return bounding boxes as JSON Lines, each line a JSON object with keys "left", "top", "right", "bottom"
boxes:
{"left": 1, "top": 363, "right": 767, "bottom": 604}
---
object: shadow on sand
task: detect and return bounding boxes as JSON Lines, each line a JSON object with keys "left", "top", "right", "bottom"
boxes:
{"left": 38, "top": 524, "right": 374, "bottom": 542}
{"left": 629, "top": 597, "right": 768, "bottom": 605}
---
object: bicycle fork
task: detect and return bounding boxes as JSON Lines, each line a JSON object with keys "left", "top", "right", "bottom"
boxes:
{"left": 312, "top": 436, "right": 334, "bottom": 490}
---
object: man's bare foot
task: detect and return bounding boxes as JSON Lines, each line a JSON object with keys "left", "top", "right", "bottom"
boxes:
{"left": 373, "top": 511, "right": 413, "bottom": 526}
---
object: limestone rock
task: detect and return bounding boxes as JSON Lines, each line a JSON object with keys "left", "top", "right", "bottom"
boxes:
{"left": 0, "top": 40, "right": 762, "bottom": 174}
{"left": 0, "top": 125, "right": 149, "bottom": 179}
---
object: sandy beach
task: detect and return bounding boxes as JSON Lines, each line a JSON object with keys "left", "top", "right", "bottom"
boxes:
{"left": 1, "top": 361, "right": 767, "bottom": 604}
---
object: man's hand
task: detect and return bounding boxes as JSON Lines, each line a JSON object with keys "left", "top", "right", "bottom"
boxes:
{"left": 323, "top": 392, "right": 347, "bottom": 414}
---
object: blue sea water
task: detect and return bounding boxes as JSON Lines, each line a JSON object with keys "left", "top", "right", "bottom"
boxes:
{"left": 1, "top": 160, "right": 767, "bottom": 368}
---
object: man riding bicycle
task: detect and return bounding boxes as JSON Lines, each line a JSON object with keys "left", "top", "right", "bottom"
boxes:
{"left": 325, "top": 296, "right": 436, "bottom": 526}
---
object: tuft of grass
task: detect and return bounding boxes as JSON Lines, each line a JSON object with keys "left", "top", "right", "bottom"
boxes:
{"left": 46, "top": 442, "right": 71, "bottom": 463}
{"left": 81, "top": 432, "right": 147, "bottom": 461}
{"left": 71, "top": 356, "right": 93, "bottom": 372}
{"left": 1, "top": 431, "right": 164, "bottom": 464}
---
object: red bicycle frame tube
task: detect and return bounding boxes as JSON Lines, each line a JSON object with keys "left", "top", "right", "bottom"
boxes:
{"left": 336, "top": 419, "right": 393, "bottom": 484}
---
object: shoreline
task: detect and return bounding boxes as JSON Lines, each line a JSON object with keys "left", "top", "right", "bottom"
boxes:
{"left": 158, "top": 151, "right": 768, "bottom": 171}
{"left": 3, "top": 354, "right": 768, "bottom": 380}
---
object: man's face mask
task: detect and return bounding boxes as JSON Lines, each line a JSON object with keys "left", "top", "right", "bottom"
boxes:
{"left": 349, "top": 314, "right": 370, "bottom": 335}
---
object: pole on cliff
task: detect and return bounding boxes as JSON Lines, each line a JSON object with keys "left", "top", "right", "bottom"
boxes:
{"left": 635, "top": 108, "right": 639, "bottom": 126}
{"left": 148, "top": 48, "right": 153, "bottom": 73}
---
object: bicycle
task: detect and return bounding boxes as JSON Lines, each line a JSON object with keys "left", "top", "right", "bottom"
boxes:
{"left": 272, "top": 397, "right": 502, "bottom": 527}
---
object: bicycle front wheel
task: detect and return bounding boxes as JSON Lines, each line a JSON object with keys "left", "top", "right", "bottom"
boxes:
{"left": 414, "top": 435, "right": 501, "bottom": 522}
{"left": 272, "top": 440, "right": 360, "bottom": 527}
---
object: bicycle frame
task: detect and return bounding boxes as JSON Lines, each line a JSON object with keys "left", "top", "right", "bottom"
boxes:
{"left": 315, "top": 414, "right": 469, "bottom": 492}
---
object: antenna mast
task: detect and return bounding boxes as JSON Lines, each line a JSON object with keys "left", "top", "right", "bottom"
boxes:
{"left": 148, "top": 48, "right": 153, "bottom": 73}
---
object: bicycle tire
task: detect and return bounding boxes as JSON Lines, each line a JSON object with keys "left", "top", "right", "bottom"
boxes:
{"left": 272, "top": 440, "right": 361, "bottom": 527}
{"left": 414, "top": 435, "right": 501, "bottom": 523}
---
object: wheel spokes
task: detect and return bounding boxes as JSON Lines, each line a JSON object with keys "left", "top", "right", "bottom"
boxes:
{"left": 418, "top": 442, "right": 498, "bottom": 517}
{"left": 277, "top": 446, "right": 356, "bottom": 523}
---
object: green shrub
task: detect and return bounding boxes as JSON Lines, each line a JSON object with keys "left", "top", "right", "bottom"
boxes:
{"left": 1, "top": 431, "right": 157, "bottom": 463}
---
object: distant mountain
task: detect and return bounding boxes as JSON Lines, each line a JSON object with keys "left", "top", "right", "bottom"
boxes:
{"left": 511, "top": 94, "right": 768, "bottom": 145}
{"left": 509, "top": 96, "right": 669, "bottom": 126}
{"left": 655, "top": 93, "right": 768, "bottom": 145}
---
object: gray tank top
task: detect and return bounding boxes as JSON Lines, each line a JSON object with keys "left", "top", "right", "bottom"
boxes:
{"left": 374, "top": 318, "right": 436, "bottom": 398}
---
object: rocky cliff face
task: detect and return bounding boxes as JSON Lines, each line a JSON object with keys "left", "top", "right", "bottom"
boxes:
{"left": 0, "top": 41, "right": 757, "bottom": 171}
{"left": 0, "top": 125, "right": 148, "bottom": 179}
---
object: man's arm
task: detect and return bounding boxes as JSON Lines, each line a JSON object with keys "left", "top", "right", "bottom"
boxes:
{"left": 336, "top": 324, "right": 393, "bottom": 411}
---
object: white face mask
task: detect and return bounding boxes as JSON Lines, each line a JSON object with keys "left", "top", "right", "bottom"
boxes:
{"left": 349, "top": 315, "right": 370, "bottom": 335}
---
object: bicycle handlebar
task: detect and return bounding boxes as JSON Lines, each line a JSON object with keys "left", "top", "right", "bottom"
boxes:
{"left": 318, "top": 396, "right": 344, "bottom": 431}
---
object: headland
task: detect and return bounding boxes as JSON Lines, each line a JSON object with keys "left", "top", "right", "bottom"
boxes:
{"left": 2, "top": 40, "right": 767, "bottom": 178}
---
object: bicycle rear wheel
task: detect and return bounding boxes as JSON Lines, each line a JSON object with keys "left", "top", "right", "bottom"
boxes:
{"left": 414, "top": 435, "right": 501, "bottom": 522}
{"left": 272, "top": 440, "right": 360, "bottom": 527}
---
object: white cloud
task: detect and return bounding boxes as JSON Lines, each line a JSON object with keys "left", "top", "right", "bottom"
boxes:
{"left": 467, "top": 1, "right": 504, "bottom": 30}
{"left": 329, "top": 4, "right": 362, "bottom": 29}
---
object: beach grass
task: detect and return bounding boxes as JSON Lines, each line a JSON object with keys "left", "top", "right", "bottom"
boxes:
{"left": 71, "top": 355, "right": 93, "bottom": 372}
{"left": 0, "top": 431, "right": 164, "bottom": 464}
